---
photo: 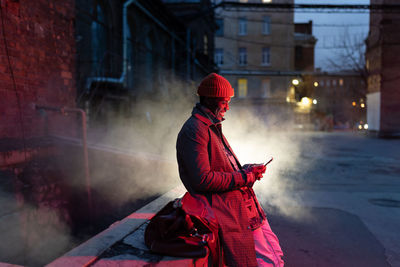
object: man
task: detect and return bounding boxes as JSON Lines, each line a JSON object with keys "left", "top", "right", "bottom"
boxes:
{"left": 176, "top": 73, "right": 284, "bottom": 266}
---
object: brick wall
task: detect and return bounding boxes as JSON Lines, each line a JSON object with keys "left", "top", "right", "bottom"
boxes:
{"left": 0, "top": 0, "right": 76, "bottom": 141}
{"left": 380, "top": 18, "right": 400, "bottom": 134}
{"left": 0, "top": 2, "right": 81, "bottom": 265}
{"left": 367, "top": 0, "right": 400, "bottom": 136}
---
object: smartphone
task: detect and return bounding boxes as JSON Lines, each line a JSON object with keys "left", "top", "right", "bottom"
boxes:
{"left": 264, "top": 157, "right": 273, "bottom": 166}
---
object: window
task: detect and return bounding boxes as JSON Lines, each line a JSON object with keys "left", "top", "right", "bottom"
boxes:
{"left": 239, "top": 0, "right": 248, "bottom": 2}
{"left": 332, "top": 79, "right": 337, "bottom": 86}
{"left": 238, "top": 17, "right": 247, "bottom": 36}
{"left": 203, "top": 35, "right": 208, "bottom": 55}
{"left": 326, "top": 80, "right": 330, "bottom": 87}
{"left": 295, "top": 46, "right": 302, "bottom": 62}
{"left": 320, "top": 80, "right": 324, "bottom": 86}
{"left": 238, "top": 78, "right": 248, "bottom": 98}
{"left": 339, "top": 79, "right": 344, "bottom": 86}
{"left": 262, "top": 47, "right": 270, "bottom": 66}
{"left": 262, "top": 0, "right": 272, "bottom": 3}
{"left": 215, "top": 48, "right": 224, "bottom": 66}
{"left": 239, "top": 47, "right": 247, "bottom": 66}
{"left": 215, "top": 19, "right": 224, "bottom": 36}
{"left": 262, "top": 16, "right": 271, "bottom": 35}
{"left": 261, "top": 79, "right": 271, "bottom": 98}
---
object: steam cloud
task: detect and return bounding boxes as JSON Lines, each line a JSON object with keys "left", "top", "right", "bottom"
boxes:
{"left": 88, "top": 72, "right": 319, "bottom": 222}
{"left": 88, "top": 72, "right": 320, "bottom": 221}
{"left": 224, "top": 107, "right": 320, "bottom": 220}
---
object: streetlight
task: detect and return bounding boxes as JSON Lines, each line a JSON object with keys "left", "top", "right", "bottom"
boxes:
{"left": 313, "top": 99, "right": 317, "bottom": 105}
{"left": 313, "top": 81, "right": 319, "bottom": 87}
{"left": 292, "top": 79, "right": 300, "bottom": 86}
{"left": 300, "top": 97, "right": 311, "bottom": 106}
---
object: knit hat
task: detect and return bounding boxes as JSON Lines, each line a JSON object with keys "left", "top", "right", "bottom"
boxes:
{"left": 197, "top": 73, "right": 234, "bottom": 97}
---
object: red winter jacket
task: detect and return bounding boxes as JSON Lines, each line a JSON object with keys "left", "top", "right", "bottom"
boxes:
{"left": 176, "top": 104, "right": 265, "bottom": 267}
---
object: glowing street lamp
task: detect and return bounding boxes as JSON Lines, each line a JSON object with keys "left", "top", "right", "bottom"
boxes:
{"left": 313, "top": 99, "right": 317, "bottom": 105}
{"left": 292, "top": 79, "right": 300, "bottom": 86}
{"left": 360, "top": 103, "right": 365, "bottom": 108}
{"left": 313, "top": 82, "right": 319, "bottom": 87}
{"left": 300, "top": 97, "right": 311, "bottom": 106}
{"left": 352, "top": 101, "right": 356, "bottom": 107}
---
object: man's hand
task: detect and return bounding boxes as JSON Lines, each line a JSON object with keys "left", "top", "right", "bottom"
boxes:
{"left": 250, "top": 164, "right": 266, "bottom": 180}
{"left": 243, "top": 164, "right": 267, "bottom": 184}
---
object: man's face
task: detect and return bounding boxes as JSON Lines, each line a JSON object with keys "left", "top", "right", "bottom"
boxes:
{"left": 214, "top": 97, "right": 231, "bottom": 120}
{"left": 203, "top": 96, "right": 231, "bottom": 120}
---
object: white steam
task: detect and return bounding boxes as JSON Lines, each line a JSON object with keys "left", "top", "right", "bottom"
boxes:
{"left": 224, "top": 105, "right": 320, "bottom": 220}
{"left": 89, "top": 77, "right": 320, "bottom": 221}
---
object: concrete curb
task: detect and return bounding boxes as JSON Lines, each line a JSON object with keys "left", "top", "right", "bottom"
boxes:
{"left": 47, "top": 186, "right": 186, "bottom": 267}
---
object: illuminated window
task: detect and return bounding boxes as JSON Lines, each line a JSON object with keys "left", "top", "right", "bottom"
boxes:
{"left": 339, "top": 79, "right": 344, "bottom": 86}
{"left": 262, "top": 16, "right": 271, "bottom": 35}
{"left": 262, "top": 0, "right": 272, "bottom": 2}
{"left": 262, "top": 47, "right": 270, "bottom": 66}
{"left": 215, "top": 48, "right": 223, "bottom": 65}
{"left": 239, "top": 47, "right": 247, "bottom": 66}
{"left": 216, "top": 19, "right": 224, "bottom": 36}
{"left": 238, "top": 78, "right": 248, "bottom": 98}
{"left": 239, "top": 0, "right": 248, "bottom": 2}
{"left": 262, "top": 79, "right": 271, "bottom": 98}
{"left": 238, "top": 17, "right": 247, "bottom": 35}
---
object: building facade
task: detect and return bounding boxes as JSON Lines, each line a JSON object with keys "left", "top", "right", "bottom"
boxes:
{"left": 366, "top": 0, "right": 400, "bottom": 137}
{"left": 213, "top": 0, "right": 302, "bottom": 127}
{"left": 162, "top": 0, "right": 217, "bottom": 81}
{"left": 76, "top": 0, "right": 217, "bottom": 127}
{"left": 294, "top": 21, "right": 317, "bottom": 72}
{"left": 313, "top": 72, "right": 366, "bottom": 130}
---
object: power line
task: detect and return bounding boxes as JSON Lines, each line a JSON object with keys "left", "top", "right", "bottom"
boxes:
{"left": 215, "top": 13, "right": 371, "bottom": 28}
{"left": 216, "top": 35, "right": 366, "bottom": 50}
{"left": 214, "top": 2, "right": 400, "bottom": 14}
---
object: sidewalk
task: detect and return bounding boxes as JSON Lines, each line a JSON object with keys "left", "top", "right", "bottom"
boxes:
{"left": 47, "top": 186, "right": 391, "bottom": 267}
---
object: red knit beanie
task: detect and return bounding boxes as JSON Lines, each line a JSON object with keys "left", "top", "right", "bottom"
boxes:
{"left": 197, "top": 73, "right": 234, "bottom": 97}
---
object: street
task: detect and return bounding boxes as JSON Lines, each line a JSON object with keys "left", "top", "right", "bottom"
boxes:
{"left": 252, "top": 132, "right": 400, "bottom": 266}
